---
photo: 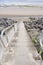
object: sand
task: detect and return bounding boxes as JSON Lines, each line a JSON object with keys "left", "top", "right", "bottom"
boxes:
{"left": 0, "top": 6, "right": 43, "bottom": 16}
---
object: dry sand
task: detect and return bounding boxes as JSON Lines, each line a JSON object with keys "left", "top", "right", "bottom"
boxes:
{"left": 0, "top": 7, "right": 43, "bottom": 16}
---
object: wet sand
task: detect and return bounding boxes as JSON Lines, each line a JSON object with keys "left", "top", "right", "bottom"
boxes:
{"left": 0, "top": 7, "right": 43, "bottom": 16}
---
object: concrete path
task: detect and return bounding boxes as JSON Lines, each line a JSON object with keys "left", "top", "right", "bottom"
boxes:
{"left": 1, "top": 21, "right": 39, "bottom": 65}
{"left": 15, "top": 21, "right": 38, "bottom": 65}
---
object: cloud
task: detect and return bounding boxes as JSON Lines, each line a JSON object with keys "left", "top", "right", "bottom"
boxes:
{"left": 0, "top": 0, "right": 43, "bottom": 2}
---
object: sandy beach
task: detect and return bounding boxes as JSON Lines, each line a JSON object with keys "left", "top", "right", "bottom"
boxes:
{"left": 0, "top": 7, "right": 43, "bottom": 16}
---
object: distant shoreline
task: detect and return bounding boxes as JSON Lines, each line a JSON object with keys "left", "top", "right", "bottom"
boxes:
{"left": 0, "top": 5, "right": 43, "bottom": 8}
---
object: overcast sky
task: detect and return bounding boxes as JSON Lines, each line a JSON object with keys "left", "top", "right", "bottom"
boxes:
{"left": 0, "top": 0, "right": 43, "bottom": 5}
{"left": 0, "top": 0, "right": 43, "bottom": 2}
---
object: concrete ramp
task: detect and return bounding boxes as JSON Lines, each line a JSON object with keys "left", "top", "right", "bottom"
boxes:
{"left": 0, "top": 21, "right": 42, "bottom": 65}
{"left": 15, "top": 21, "right": 39, "bottom": 65}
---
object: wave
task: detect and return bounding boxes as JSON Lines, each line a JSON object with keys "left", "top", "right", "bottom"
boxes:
{"left": 0, "top": 2, "right": 43, "bottom": 7}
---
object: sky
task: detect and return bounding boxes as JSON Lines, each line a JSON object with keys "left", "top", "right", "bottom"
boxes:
{"left": 0, "top": 0, "right": 43, "bottom": 5}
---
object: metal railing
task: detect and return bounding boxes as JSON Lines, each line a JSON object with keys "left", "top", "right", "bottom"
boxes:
{"left": 0, "top": 24, "right": 15, "bottom": 48}
{"left": 39, "top": 39, "right": 43, "bottom": 54}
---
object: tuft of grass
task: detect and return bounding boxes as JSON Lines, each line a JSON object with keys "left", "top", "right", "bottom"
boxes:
{"left": 32, "top": 37, "right": 38, "bottom": 44}
{"left": 41, "top": 52, "right": 43, "bottom": 60}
